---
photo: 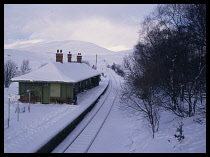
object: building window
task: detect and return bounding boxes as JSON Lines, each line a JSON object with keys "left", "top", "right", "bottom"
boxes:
{"left": 50, "top": 83, "right": 60, "bottom": 97}
{"left": 42, "top": 83, "right": 49, "bottom": 86}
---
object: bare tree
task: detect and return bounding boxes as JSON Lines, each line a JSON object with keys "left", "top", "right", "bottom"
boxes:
{"left": 20, "top": 59, "right": 31, "bottom": 75}
{"left": 120, "top": 79, "right": 161, "bottom": 138}
{"left": 136, "top": 4, "right": 206, "bottom": 118}
{"left": 120, "top": 4, "right": 206, "bottom": 137}
{"left": 4, "top": 60, "right": 17, "bottom": 88}
{"left": 120, "top": 43, "right": 162, "bottom": 138}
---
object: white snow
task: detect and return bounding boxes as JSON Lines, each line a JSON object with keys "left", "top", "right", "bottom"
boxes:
{"left": 4, "top": 41, "right": 206, "bottom": 153}
{"left": 4, "top": 77, "right": 109, "bottom": 153}
{"left": 5, "top": 40, "right": 115, "bottom": 55}
{"left": 87, "top": 70, "right": 206, "bottom": 153}
{"left": 12, "top": 62, "right": 101, "bottom": 83}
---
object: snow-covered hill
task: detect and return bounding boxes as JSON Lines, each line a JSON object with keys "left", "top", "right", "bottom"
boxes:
{"left": 4, "top": 40, "right": 132, "bottom": 70}
{"left": 4, "top": 49, "right": 55, "bottom": 70}
{"left": 5, "top": 40, "right": 115, "bottom": 55}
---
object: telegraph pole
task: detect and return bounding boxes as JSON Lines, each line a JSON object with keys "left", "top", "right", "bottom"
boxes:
{"left": 95, "top": 54, "right": 97, "bottom": 70}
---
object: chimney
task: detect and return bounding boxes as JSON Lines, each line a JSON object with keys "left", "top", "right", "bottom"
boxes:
{"left": 67, "top": 51, "right": 72, "bottom": 62}
{"left": 77, "top": 53, "right": 82, "bottom": 63}
{"left": 56, "top": 49, "right": 63, "bottom": 63}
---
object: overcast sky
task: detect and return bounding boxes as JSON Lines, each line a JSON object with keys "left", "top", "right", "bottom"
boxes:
{"left": 4, "top": 4, "right": 157, "bottom": 51}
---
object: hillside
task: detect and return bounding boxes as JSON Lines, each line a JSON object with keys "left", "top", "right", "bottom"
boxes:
{"left": 5, "top": 40, "right": 115, "bottom": 55}
{"left": 4, "top": 40, "right": 132, "bottom": 70}
{"left": 4, "top": 49, "right": 55, "bottom": 70}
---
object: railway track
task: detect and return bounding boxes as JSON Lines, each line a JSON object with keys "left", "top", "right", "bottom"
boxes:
{"left": 52, "top": 68, "right": 118, "bottom": 153}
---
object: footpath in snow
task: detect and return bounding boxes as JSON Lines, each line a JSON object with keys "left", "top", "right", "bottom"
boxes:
{"left": 4, "top": 76, "right": 109, "bottom": 153}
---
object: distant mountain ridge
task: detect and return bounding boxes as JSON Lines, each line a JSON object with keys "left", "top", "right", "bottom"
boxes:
{"left": 5, "top": 40, "right": 115, "bottom": 55}
{"left": 4, "top": 40, "right": 133, "bottom": 71}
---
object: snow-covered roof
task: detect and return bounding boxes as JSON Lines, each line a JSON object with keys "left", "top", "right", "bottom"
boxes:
{"left": 11, "top": 62, "right": 101, "bottom": 83}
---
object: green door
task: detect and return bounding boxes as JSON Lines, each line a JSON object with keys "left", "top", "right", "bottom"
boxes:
{"left": 42, "top": 86, "right": 49, "bottom": 104}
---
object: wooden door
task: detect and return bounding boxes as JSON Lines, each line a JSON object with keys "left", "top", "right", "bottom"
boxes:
{"left": 42, "top": 86, "right": 49, "bottom": 104}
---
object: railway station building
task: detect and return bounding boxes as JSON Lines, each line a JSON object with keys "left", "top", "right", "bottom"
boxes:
{"left": 11, "top": 50, "right": 101, "bottom": 104}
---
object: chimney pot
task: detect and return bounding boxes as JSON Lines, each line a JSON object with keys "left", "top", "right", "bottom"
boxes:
{"left": 60, "top": 50, "right": 62, "bottom": 53}
{"left": 56, "top": 50, "right": 63, "bottom": 63}
{"left": 77, "top": 53, "right": 82, "bottom": 63}
{"left": 67, "top": 53, "right": 72, "bottom": 62}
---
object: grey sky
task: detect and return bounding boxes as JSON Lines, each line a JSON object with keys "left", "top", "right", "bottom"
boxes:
{"left": 4, "top": 4, "right": 157, "bottom": 51}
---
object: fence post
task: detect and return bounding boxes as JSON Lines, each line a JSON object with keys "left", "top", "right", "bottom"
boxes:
{"left": 8, "top": 96, "right": 10, "bottom": 128}
{"left": 17, "top": 101, "right": 19, "bottom": 122}
{"left": 29, "top": 91, "right": 31, "bottom": 112}
{"left": 27, "top": 90, "right": 31, "bottom": 113}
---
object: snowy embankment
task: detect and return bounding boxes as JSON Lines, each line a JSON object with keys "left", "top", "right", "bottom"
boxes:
{"left": 126, "top": 111, "right": 206, "bottom": 153}
{"left": 87, "top": 69, "right": 206, "bottom": 153}
{"left": 4, "top": 76, "right": 109, "bottom": 153}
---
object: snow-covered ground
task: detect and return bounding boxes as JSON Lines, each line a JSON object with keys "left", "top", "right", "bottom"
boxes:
{"left": 4, "top": 41, "right": 206, "bottom": 153}
{"left": 4, "top": 76, "right": 109, "bottom": 153}
{"left": 4, "top": 69, "right": 206, "bottom": 153}
{"left": 88, "top": 69, "right": 206, "bottom": 153}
